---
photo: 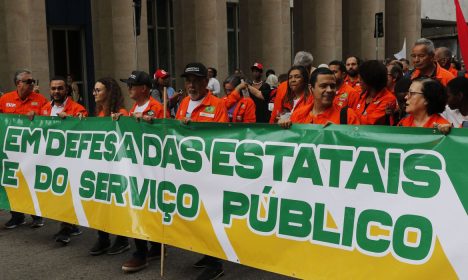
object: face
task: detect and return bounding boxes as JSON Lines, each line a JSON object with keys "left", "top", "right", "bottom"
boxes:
{"left": 224, "top": 83, "right": 234, "bottom": 96}
{"left": 50, "top": 80, "right": 68, "bottom": 104}
{"left": 329, "top": 65, "right": 343, "bottom": 83}
{"left": 346, "top": 57, "right": 359, "bottom": 77}
{"left": 411, "top": 45, "right": 434, "bottom": 70}
{"left": 207, "top": 69, "right": 214, "bottom": 79}
{"left": 386, "top": 65, "right": 394, "bottom": 88}
{"left": 158, "top": 76, "right": 171, "bottom": 87}
{"left": 185, "top": 75, "right": 208, "bottom": 101}
{"left": 93, "top": 82, "right": 107, "bottom": 104}
{"left": 288, "top": 69, "right": 306, "bottom": 93}
{"left": 405, "top": 81, "right": 427, "bottom": 114}
{"left": 251, "top": 69, "right": 262, "bottom": 80}
{"left": 310, "top": 74, "right": 337, "bottom": 108}
{"left": 128, "top": 84, "right": 147, "bottom": 101}
{"left": 434, "top": 49, "right": 450, "bottom": 69}
{"left": 16, "top": 72, "right": 34, "bottom": 97}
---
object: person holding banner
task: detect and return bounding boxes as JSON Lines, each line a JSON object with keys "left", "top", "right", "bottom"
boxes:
{"left": 222, "top": 75, "right": 256, "bottom": 123}
{"left": 0, "top": 69, "right": 48, "bottom": 229}
{"left": 39, "top": 76, "right": 88, "bottom": 244}
{"left": 89, "top": 77, "right": 130, "bottom": 256}
{"left": 398, "top": 78, "right": 450, "bottom": 128}
{"left": 176, "top": 62, "right": 228, "bottom": 280}
{"left": 279, "top": 68, "right": 360, "bottom": 128}
{"left": 119, "top": 70, "right": 163, "bottom": 272}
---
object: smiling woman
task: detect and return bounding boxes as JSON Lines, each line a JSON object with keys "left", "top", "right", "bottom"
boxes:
{"left": 398, "top": 78, "right": 449, "bottom": 128}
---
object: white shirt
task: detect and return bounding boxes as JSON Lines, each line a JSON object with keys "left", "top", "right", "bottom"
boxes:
{"left": 186, "top": 97, "right": 205, "bottom": 118}
{"left": 50, "top": 98, "right": 68, "bottom": 116}
{"left": 134, "top": 100, "right": 150, "bottom": 114}
{"left": 207, "top": 78, "right": 221, "bottom": 96}
{"left": 442, "top": 105, "right": 468, "bottom": 127}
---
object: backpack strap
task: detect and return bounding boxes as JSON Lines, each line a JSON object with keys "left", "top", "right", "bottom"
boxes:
{"left": 340, "top": 106, "right": 348, "bottom": 125}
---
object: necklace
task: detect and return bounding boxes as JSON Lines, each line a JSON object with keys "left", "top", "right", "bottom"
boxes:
{"left": 252, "top": 80, "right": 263, "bottom": 86}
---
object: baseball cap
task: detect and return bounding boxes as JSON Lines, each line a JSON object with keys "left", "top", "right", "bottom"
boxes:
{"left": 181, "top": 62, "right": 208, "bottom": 78}
{"left": 251, "top": 62, "right": 264, "bottom": 71}
{"left": 120, "top": 71, "right": 152, "bottom": 87}
{"left": 154, "top": 69, "right": 170, "bottom": 79}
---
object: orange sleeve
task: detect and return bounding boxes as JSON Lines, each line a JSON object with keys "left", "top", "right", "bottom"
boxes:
{"left": 346, "top": 108, "right": 361, "bottom": 125}
{"left": 269, "top": 82, "right": 288, "bottom": 123}
{"left": 73, "top": 103, "right": 88, "bottom": 117}
{"left": 347, "top": 88, "right": 361, "bottom": 109}
{"left": 214, "top": 100, "right": 229, "bottom": 123}
{"left": 243, "top": 99, "right": 256, "bottom": 123}
{"left": 224, "top": 90, "right": 242, "bottom": 109}
{"left": 175, "top": 98, "right": 189, "bottom": 120}
{"left": 359, "top": 95, "right": 396, "bottom": 125}
{"left": 148, "top": 103, "right": 166, "bottom": 119}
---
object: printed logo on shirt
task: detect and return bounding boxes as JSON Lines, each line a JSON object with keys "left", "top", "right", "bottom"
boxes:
{"left": 204, "top": 106, "right": 215, "bottom": 113}
{"left": 31, "top": 102, "right": 39, "bottom": 106}
{"left": 241, "top": 104, "right": 245, "bottom": 109}
{"left": 147, "top": 110, "right": 155, "bottom": 116}
{"left": 6, "top": 103, "right": 16, "bottom": 108}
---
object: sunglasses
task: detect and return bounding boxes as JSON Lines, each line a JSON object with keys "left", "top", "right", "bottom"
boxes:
{"left": 20, "top": 79, "right": 36, "bottom": 85}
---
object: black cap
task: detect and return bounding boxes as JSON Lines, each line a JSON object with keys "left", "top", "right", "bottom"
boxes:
{"left": 120, "top": 71, "right": 152, "bottom": 87}
{"left": 181, "top": 62, "right": 208, "bottom": 78}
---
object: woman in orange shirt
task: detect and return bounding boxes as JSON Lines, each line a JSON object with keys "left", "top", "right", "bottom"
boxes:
{"left": 89, "top": 77, "right": 130, "bottom": 256}
{"left": 398, "top": 78, "right": 450, "bottom": 128}
{"left": 272, "top": 65, "right": 312, "bottom": 124}
{"left": 222, "top": 75, "right": 256, "bottom": 123}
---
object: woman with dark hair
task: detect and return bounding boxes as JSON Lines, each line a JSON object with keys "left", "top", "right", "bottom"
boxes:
{"left": 354, "top": 60, "right": 397, "bottom": 125}
{"left": 270, "top": 65, "right": 312, "bottom": 123}
{"left": 89, "top": 77, "right": 130, "bottom": 256}
{"left": 398, "top": 78, "right": 449, "bottom": 127}
{"left": 222, "top": 75, "right": 256, "bottom": 123}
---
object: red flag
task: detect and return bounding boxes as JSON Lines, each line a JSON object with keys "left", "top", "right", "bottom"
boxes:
{"left": 455, "top": 0, "right": 468, "bottom": 64}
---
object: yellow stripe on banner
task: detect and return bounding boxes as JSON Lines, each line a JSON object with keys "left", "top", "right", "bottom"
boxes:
{"left": 326, "top": 211, "right": 338, "bottom": 230}
{"left": 35, "top": 182, "right": 78, "bottom": 224}
{"left": 4, "top": 170, "right": 36, "bottom": 215}
{"left": 225, "top": 220, "right": 458, "bottom": 279}
{"left": 162, "top": 203, "right": 227, "bottom": 260}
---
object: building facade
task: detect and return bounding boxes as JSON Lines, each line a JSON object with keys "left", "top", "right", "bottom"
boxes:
{"left": 0, "top": 0, "right": 466, "bottom": 112}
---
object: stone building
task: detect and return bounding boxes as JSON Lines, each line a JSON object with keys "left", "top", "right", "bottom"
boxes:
{"left": 0, "top": 0, "right": 465, "bottom": 112}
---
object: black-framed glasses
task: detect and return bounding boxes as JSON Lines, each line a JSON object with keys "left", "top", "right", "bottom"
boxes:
{"left": 20, "top": 79, "right": 36, "bottom": 85}
{"left": 407, "top": 91, "right": 424, "bottom": 98}
{"left": 93, "top": 88, "right": 103, "bottom": 93}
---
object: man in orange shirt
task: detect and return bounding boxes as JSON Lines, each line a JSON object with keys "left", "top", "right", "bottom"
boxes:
{"left": 329, "top": 60, "right": 360, "bottom": 108}
{"left": 41, "top": 76, "right": 88, "bottom": 118}
{"left": 0, "top": 69, "right": 48, "bottom": 229}
{"left": 280, "top": 68, "right": 360, "bottom": 127}
{"left": 435, "top": 47, "right": 458, "bottom": 76}
{"left": 344, "top": 56, "right": 362, "bottom": 92}
{"left": 410, "top": 38, "right": 454, "bottom": 86}
{"left": 176, "top": 62, "right": 227, "bottom": 280}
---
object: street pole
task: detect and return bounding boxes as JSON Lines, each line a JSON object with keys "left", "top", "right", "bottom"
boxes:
{"left": 133, "top": 1, "right": 138, "bottom": 69}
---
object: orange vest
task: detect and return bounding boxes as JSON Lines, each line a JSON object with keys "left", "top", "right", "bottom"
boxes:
{"left": 129, "top": 96, "right": 168, "bottom": 118}
{"left": 0, "top": 91, "right": 48, "bottom": 115}
{"left": 398, "top": 114, "right": 449, "bottom": 127}
{"left": 176, "top": 92, "right": 228, "bottom": 123}
{"left": 343, "top": 75, "right": 362, "bottom": 93}
{"left": 354, "top": 88, "right": 397, "bottom": 125}
{"left": 334, "top": 83, "right": 360, "bottom": 108}
{"left": 41, "top": 98, "right": 88, "bottom": 117}
{"left": 223, "top": 90, "right": 256, "bottom": 123}
{"left": 411, "top": 63, "right": 455, "bottom": 86}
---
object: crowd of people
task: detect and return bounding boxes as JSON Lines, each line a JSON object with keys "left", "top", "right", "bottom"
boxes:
{"left": 1, "top": 37, "right": 468, "bottom": 280}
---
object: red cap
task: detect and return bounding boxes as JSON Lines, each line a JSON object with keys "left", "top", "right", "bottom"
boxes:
{"left": 154, "top": 69, "right": 169, "bottom": 79}
{"left": 251, "top": 62, "right": 263, "bottom": 71}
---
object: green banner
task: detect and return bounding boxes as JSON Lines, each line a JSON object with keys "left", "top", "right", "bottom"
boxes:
{"left": 1, "top": 114, "right": 468, "bottom": 279}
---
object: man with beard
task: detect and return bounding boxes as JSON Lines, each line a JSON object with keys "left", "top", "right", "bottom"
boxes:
{"left": 329, "top": 60, "right": 360, "bottom": 108}
{"left": 344, "top": 56, "right": 362, "bottom": 92}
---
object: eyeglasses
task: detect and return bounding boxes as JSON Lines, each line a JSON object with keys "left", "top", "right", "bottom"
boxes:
{"left": 20, "top": 79, "right": 36, "bottom": 85}
{"left": 407, "top": 91, "right": 424, "bottom": 97}
{"left": 51, "top": 86, "right": 65, "bottom": 91}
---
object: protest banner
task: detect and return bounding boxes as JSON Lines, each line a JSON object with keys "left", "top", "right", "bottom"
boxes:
{"left": 1, "top": 114, "right": 467, "bottom": 279}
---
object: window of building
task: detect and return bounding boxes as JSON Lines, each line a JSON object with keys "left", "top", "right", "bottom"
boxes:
{"left": 227, "top": 2, "right": 240, "bottom": 73}
{"left": 147, "top": 0, "right": 175, "bottom": 81}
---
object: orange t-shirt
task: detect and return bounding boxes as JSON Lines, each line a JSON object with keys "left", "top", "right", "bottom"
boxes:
{"left": 41, "top": 97, "right": 88, "bottom": 117}
{"left": 354, "top": 88, "right": 397, "bottom": 125}
{"left": 223, "top": 90, "right": 256, "bottom": 123}
{"left": 411, "top": 63, "right": 455, "bottom": 87}
{"left": 398, "top": 114, "right": 449, "bottom": 127}
{"left": 97, "top": 108, "right": 129, "bottom": 117}
{"left": 448, "top": 66, "right": 458, "bottom": 77}
{"left": 291, "top": 103, "right": 360, "bottom": 125}
{"left": 343, "top": 75, "right": 362, "bottom": 93}
{"left": 176, "top": 92, "right": 228, "bottom": 123}
{"left": 129, "top": 96, "right": 168, "bottom": 118}
{"left": 0, "top": 91, "right": 48, "bottom": 115}
{"left": 269, "top": 81, "right": 288, "bottom": 123}
{"left": 334, "top": 83, "right": 360, "bottom": 108}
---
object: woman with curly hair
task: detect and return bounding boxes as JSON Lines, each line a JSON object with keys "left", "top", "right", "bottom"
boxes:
{"left": 89, "top": 77, "right": 130, "bottom": 256}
